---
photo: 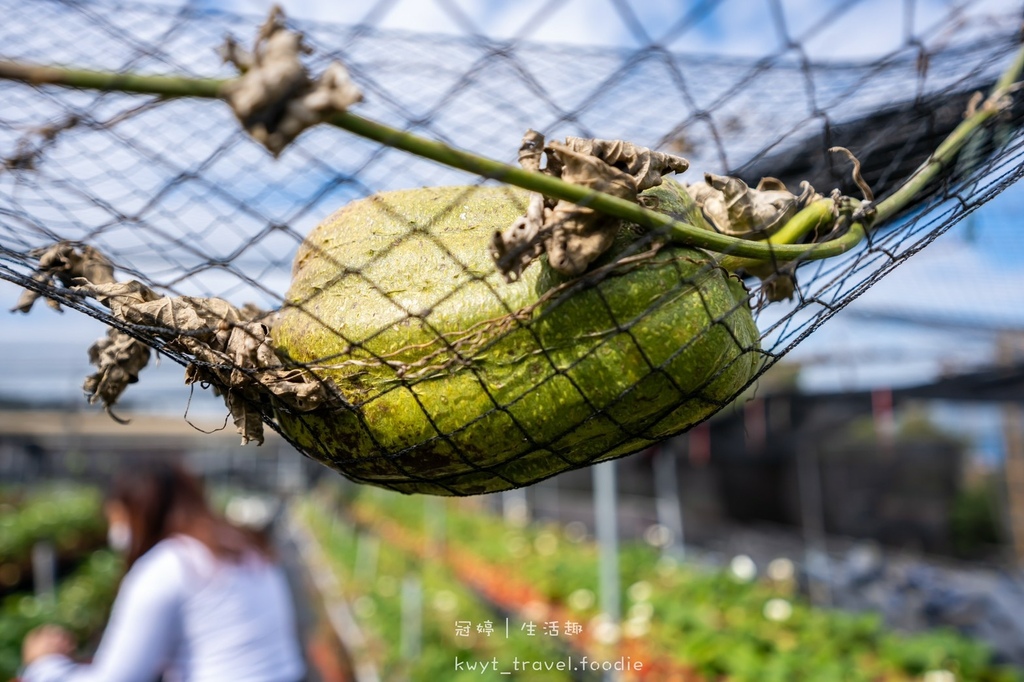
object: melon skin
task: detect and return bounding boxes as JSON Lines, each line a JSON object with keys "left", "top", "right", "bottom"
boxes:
{"left": 272, "top": 182, "right": 760, "bottom": 496}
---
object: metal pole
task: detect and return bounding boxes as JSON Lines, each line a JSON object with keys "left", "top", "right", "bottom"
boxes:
{"left": 537, "top": 476, "right": 560, "bottom": 522}
{"left": 594, "top": 460, "right": 621, "bottom": 682}
{"left": 999, "top": 333, "right": 1024, "bottom": 566}
{"left": 593, "top": 459, "right": 621, "bottom": 621}
{"left": 653, "top": 445, "right": 686, "bottom": 560}
{"left": 502, "top": 487, "right": 530, "bottom": 526}
{"left": 32, "top": 541, "right": 56, "bottom": 599}
{"left": 400, "top": 575, "right": 423, "bottom": 661}
{"left": 797, "top": 441, "right": 832, "bottom": 607}
{"left": 425, "top": 496, "right": 446, "bottom": 560}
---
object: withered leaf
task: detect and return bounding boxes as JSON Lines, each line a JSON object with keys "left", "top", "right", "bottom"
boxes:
{"left": 542, "top": 142, "right": 637, "bottom": 276}
{"left": 221, "top": 6, "right": 362, "bottom": 156}
{"left": 686, "top": 173, "right": 819, "bottom": 238}
{"left": 560, "top": 137, "right": 689, "bottom": 192}
{"left": 83, "top": 328, "right": 152, "bottom": 414}
{"left": 492, "top": 130, "right": 689, "bottom": 280}
{"left": 16, "top": 242, "right": 332, "bottom": 445}
{"left": 225, "top": 390, "right": 265, "bottom": 446}
{"left": 11, "top": 242, "right": 115, "bottom": 313}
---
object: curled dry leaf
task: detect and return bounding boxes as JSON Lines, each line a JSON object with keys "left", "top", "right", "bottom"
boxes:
{"left": 15, "top": 243, "right": 331, "bottom": 445}
{"left": 565, "top": 137, "right": 690, "bottom": 192}
{"left": 84, "top": 328, "right": 151, "bottom": 421}
{"left": 757, "top": 265, "right": 798, "bottom": 305}
{"left": 11, "top": 242, "right": 114, "bottom": 313}
{"left": 221, "top": 5, "right": 362, "bottom": 156}
{"left": 491, "top": 130, "right": 688, "bottom": 281}
{"left": 78, "top": 279, "right": 333, "bottom": 444}
{"left": 543, "top": 142, "right": 638, "bottom": 276}
{"left": 685, "top": 174, "right": 820, "bottom": 238}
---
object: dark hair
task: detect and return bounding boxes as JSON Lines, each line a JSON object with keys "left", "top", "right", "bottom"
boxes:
{"left": 107, "top": 460, "right": 271, "bottom": 569}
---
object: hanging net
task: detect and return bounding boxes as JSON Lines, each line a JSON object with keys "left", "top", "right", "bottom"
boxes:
{"left": 2, "top": 0, "right": 1024, "bottom": 495}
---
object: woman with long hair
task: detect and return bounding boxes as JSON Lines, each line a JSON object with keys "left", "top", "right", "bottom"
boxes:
{"left": 20, "top": 460, "right": 306, "bottom": 682}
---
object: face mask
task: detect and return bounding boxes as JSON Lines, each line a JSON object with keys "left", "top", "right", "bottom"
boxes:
{"left": 107, "top": 522, "right": 132, "bottom": 553}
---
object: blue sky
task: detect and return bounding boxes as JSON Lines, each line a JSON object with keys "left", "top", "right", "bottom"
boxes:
{"left": 182, "top": 0, "right": 1017, "bottom": 59}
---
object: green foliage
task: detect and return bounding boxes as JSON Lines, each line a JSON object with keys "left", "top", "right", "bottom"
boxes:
{"left": 343, "top": 486, "right": 1021, "bottom": 682}
{"left": 0, "top": 487, "right": 117, "bottom": 680}
{"left": 0, "top": 487, "right": 105, "bottom": 566}
{"left": 298, "top": 502, "right": 574, "bottom": 681}
{"left": 0, "top": 550, "right": 121, "bottom": 679}
{"left": 950, "top": 482, "right": 1003, "bottom": 557}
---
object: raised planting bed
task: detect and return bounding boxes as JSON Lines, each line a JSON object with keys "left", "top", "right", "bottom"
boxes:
{"left": 293, "top": 496, "right": 590, "bottom": 681}
{"left": 340, "top": 485, "right": 1021, "bottom": 682}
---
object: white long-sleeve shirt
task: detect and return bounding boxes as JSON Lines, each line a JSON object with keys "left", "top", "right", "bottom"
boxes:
{"left": 23, "top": 535, "right": 306, "bottom": 682}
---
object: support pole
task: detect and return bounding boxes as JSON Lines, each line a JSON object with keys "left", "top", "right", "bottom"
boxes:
{"left": 797, "top": 441, "right": 832, "bottom": 607}
{"left": 502, "top": 487, "right": 529, "bottom": 526}
{"left": 593, "top": 459, "right": 621, "bottom": 622}
{"left": 653, "top": 445, "right": 686, "bottom": 560}
{"left": 31, "top": 541, "right": 56, "bottom": 599}
{"left": 400, "top": 575, "right": 423, "bottom": 662}
{"left": 999, "top": 333, "right": 1024, "bottom": 566}
{"left": 425, "top": 496, "right": 446, "bottom": 561}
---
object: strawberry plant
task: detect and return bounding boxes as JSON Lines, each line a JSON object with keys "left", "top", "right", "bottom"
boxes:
{"left": 0, "top": 549, "right": 121, "bottom": 680}
{"left": 297, "top": 500, "right": 577, "bottom": 681}
{"left": 344, "top": 486, "right": 1021, "bottom": 681}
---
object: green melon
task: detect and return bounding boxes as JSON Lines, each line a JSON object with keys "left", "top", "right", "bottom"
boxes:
{"left": 272, "top": 181, "right": 761, "bottom": 495}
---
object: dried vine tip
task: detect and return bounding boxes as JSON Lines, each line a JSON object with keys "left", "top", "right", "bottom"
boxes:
{"left": 685, "top": 174, "right": 821, "bottom": 238}
{"left": 828, "top": 146, "right": 874, "bottom": 202}
{"left": 492, "top": 131, "right": 689, "bottom": 280}
{"left": 220, "top": 5, "right": 363, "bottom": 156}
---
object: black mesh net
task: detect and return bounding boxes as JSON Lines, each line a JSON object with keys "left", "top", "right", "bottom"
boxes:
{"left": 2, "top": 0, "right": 1023, "bottom": 495}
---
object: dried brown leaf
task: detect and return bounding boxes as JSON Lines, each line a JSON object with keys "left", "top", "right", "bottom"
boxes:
{"left": 490, "top": 132, "right": 548, "bottom": 281}
{"left": 16, "top": 242, "right": 331, "bottom": 445}
{"left": 224, "top": 390, "right": 265, "bottom": 446}
{"left": 11, "top": 242, "right": 115, "bottom": 313}
{"left": 686, "top": 173, "right": 818, "bottom": 237}
{"left": 542, "top": 142, "right": 637, "bottom": 276}
{"left": 492, "top": 131, "right": 688, "bottom": 280}
{"left": 83, "top": 328, "right": 151, "bottom": 413}
{"left": 518, "top": 129, "right": 544, "bottom": 172}
{"left": 221, "top": 6, "right": 362, "bottom": 156}
{"left": 259, "top": 368, "right": 333, "bottom": 411}
{"left": 561, "top": 137, "right": 689, "bottom": 191}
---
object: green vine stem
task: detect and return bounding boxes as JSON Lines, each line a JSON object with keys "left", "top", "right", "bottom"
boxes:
{"left": 1, "top": 41, "right": 1022, "bottom": 264}
{"left": 716, "top": 198, "right": 842, "bottom": 273}
{"left": 0, "top": 60, "right": 224, "bottom": 98}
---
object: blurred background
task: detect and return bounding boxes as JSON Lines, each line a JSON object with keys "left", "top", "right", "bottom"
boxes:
{"left": 4, "top": 0, "right": 1024, "bottom": 680}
